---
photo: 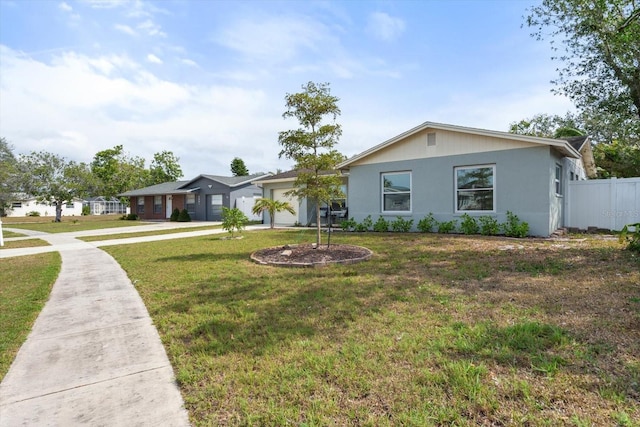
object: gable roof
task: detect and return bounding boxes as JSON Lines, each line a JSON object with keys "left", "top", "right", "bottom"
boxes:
{"left": 119, "top": 181, "right": 192, "bottom": 197}
{"left": 337, "top": 121, "right": 582, "bottom": 169}
{"left": 562, "top": 135, "right": 589, "bottom": 152}
{"left": 181, "top": 172, "right": 272, "bottom": 188}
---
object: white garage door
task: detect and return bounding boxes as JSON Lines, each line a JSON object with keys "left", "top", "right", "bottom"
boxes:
{"left": 273, "top": 189, "right": 298, "bottom": 226}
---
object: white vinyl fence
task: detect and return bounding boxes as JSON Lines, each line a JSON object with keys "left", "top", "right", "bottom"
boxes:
{"left": 566, "top": 177, "right": 640, "bottom": 231}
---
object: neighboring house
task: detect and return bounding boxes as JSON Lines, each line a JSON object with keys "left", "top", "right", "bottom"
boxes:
{"left": 562, "top": 135, "right": 598, "bottom": 180}
{"left": 84, "top": 196, "right": 128, "bottom": 215}
{"left": 119, "top": 173, "right": 271, "bottom": 221}
{"left": 337, "top": 121, "right": 595, "bottom": 237}
{"left": 252, "top": 170, "right": 348, "bottom": 227}
{"left": 5, "top": 194, "right": 84, "bottom": 217}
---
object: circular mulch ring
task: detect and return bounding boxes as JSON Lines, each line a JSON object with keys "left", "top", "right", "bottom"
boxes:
{"left": 250, "top": 243, "right": 373, "bottom": 268}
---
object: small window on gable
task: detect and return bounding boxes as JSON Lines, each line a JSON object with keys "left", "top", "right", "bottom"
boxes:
{"left": 427, "top": 132, "right": 436, "bottom": 147}
{"left": 382, "top": 172, "right": 411, "bottom": 213}
{"left": 455, "top": 165, "right": 495, "bottom": 212}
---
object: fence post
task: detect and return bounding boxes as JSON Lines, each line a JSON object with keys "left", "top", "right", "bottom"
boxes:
{"left": 609, "top": 177, "right": 617, "bottom": 231}
{"left": 0, "top": 218, "right": 4, "bottom": 247}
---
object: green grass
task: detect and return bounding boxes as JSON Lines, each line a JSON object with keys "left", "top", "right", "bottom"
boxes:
{"left": 1, "top": 230, "right": 26, "bottom": 238}
{"left": 0, "top": 252, "right": 61, "bottom": 380}
{"left": 77, "top": 224, "right": 223, "bottom": 242}
{"left": 103, "top": 230, "right": 640, "bottom": 426}
{"left": 1, "top": 215, "right": 151, "bottom": 233}
{"left": 0, "top": 239, "right": 51, "bottom": 250}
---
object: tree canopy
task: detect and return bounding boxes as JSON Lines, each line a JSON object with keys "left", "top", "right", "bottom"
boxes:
{"left": 230, "top": 157, "right": 249, "bottom": 176}
{"left": 0, "top": 137, "right": 19, "bottom": 216}
{"left": 18, "top": 151, "right": 90, "bottom": 222}
{"left": 150, "top": 150, "right": 183, "bottom": 184}
{"left": 278, "top": 81, "right": 345, "bottom": 246}
{"left": 526, "top": 0, "right": 640, "bottom": 118}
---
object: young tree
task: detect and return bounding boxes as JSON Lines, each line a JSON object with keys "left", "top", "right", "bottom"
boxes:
{"left": 149, "top": 150, "right": 183, "bottom": 184}
{"left": 230, "top": 157, "right": 249, "bottom": 176}
{"left": 221, "top": 207, "right": 249, "bottom": 237}
{"left": 18, "top": 151, "right": 90, "bottom": 222}
{"left": 278, "top": 81, "right": 345, "bottom": 247}
{"left": 251, "top": 197, "right": 296, "bottom": 229}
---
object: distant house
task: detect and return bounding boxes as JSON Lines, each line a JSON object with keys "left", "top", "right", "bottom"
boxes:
{"left": 336, "top": 121, "right": 597, "bottom": 237}
{"left": 84, "top": 196, "right": 128, "bottom": 216}
{"left": 5, "top": 194, "right": 84, "bottom": 217}
{"left": 252, "top": 170, "right": 348, "bottom": 227}
{"left": 119, "top": 173, "right": 271, "bottom": 221}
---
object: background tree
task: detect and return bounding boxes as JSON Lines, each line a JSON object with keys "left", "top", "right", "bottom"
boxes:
{"left": 278, "top": 81, "right": 345, "bottom": 247}
{"left": 91, "top": 145, "right": 149, "bottom": 199}
{"left": 509, "top": 112, "right": 640, "bottom": 177}
{"left": 149, "top": 150, "right": 183, "bottom": 184}
{"left": 251, "top": 197, "right": 296, "bottom": 229}
{"left": 0, "top": 138, "right": 19, "bottom": 216}
{"left": 230, "top": 157, "right": 249, "bottom": 176}
{"left": 524, "top": 0, "right": 640, "bottom": 178}
{"left": 526, "top": 0, "right": 640, "bottom": 118}
{"left": 18, "top": 151, "right": 90, "bottom": 222}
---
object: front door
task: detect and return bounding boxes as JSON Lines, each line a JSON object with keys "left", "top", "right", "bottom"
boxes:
{"left": 165, "top": 195, "right": 173, "bottom": 219}
{"left": 207, "top": 194, "right": 223, "bottom": 221}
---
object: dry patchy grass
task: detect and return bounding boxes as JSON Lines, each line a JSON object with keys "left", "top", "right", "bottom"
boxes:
{"left": 104, "top": 231, "right": 640, "bottom": 426}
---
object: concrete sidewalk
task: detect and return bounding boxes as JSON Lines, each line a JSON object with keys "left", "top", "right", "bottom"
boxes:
{"left": 0, "top": 225, "right": 211, "bottom": 426}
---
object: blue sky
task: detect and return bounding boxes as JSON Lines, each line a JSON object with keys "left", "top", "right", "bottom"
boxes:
{"left": 0, "top": 0, "right": 574, "bottom": 178}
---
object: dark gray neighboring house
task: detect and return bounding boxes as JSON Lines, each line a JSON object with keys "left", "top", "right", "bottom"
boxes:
{"left": 120, "top": 173, "right": 271, "bottom": 221}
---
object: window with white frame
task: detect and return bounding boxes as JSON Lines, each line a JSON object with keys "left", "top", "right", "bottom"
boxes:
{"left": 137, "top": 196, "right": 145, "bottom": 214}
{"left": 455, "top": 165, "right": 495, "bottom": 212}
{"left": 382, "top": 172, "right": 411, "bottom": 212}
{"left": 12, "top": 202, "right": 22, "bottom": 208}
{"left": 154, "top": 195, "right": 162, "bottom": 214}
{"left": 555, "top": 164, "right": 563, "bottom": 195}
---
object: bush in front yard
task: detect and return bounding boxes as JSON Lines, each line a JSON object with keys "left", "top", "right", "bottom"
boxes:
{"left": 502, "top": 211, "right": 529, "bottom": 238}
{"left": 177, "top": 209, "right": 191, "bottom": 222}
{"left": 170, "top": 208, "right": 180, "bottom": 222}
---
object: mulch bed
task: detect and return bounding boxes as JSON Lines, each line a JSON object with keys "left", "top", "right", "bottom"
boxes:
{"left": 250, "top": 243, "right": 373, "bottom": 267}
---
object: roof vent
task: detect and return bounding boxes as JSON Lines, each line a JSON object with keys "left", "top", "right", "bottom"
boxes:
{"left": 427, "top": 132, "right": 436, "bottom": 146}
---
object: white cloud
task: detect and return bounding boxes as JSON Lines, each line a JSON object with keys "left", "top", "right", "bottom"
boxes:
{"left": 80, "top": 0, "right": 127, "bottom": 9}
{"left": 146, "top": 53, "right": 162, "bottom": 64}
{"left": 214, "top": 14, "right": 333, "bottom": 63}
{"left": 180, "top": 58, "right": 198, "bottom": 67}
{"left": 114, "top": 23, "right": 137, "bottom": 36}
{"left": 59, "top": 2, "right": 72, "bottom": 12}
{"left": 137, "top": 19, "right": 166, "bottom": 37}
{"left": 366, "top": 12, "right": 405, "bottom": 42}
{"left": 0, "top": 45, "right": 291, "bottom": 176}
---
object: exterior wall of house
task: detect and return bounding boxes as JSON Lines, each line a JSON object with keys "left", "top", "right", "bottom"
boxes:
{"left": 347, "top": 146, "right": 555, "bottom": 236}
{"left": 231, "top": 187, "right": 263, "bottom": 221}
{"left": 258, "top": 181, "right": 308, "bottom": 226}
{"left": 6, "top": 199, "right": 84, "bottom": 217}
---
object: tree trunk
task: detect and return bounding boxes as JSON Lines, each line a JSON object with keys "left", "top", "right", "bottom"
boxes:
{"left": 315, "top": 203, "right": 321, "bottom": 247}
{"left": 55, "top": 201, "right": 62, "bottom": 222}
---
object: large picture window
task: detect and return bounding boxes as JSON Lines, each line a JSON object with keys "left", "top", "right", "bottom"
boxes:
{"left": 382, "top": 172, "right": 411, "bottom": 212}
{"left": 455, "top": 165, "right": 495, "bottom": 212}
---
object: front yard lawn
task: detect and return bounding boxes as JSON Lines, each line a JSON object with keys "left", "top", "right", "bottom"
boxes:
{"left": 0, "top": 253, "right": 61, "bottom": 379}
{"left": 102, "top": 230, "right": 638, "bottom": 425}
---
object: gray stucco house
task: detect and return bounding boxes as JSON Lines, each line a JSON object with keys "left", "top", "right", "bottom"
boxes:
{"left": 120, "top": 173, "right": 271, "bottom": 221}
{"left": 336, "top": 121, "right": 594, "bottom": 237}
